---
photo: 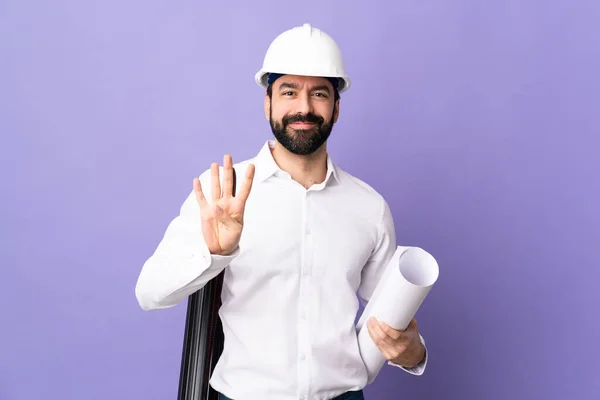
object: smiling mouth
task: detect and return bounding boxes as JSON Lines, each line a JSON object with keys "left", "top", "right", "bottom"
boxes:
{"left": 289, "top": 122, "right": 316, "bottom": 128}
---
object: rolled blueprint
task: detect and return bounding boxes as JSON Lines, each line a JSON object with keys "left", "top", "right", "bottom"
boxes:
{"left": 356, "top": 246, "right": 439, "bottom": 383}
{"left": 177, "top": 271, "right": 224, "bottom": 400}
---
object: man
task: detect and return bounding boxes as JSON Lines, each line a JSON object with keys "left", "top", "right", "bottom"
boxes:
{"left": 135, "top": 23, "right": 428, "bottom": 400}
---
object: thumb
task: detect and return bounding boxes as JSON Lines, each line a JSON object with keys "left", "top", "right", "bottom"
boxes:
{"left": 214, "top": 205, "right": 241, "bottom": 230}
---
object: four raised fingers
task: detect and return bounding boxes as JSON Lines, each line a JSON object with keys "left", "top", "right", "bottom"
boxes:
{"left": 198, "top": 156, "right": 255, "bottom": 210}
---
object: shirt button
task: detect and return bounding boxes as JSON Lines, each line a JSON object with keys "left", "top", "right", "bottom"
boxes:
{"left": 305, "top": 227, "right": 311, "bottom": 234}
{"left": 300, "top": 354, "right": 306, "bottom": 360}
{"left": 300, "top": 312, "right": 306, "bottom": 319}
{"left": 302, "top": 269, "right": 309, "bottom": 276}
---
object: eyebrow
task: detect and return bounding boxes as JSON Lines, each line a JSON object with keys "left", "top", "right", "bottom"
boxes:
{"left": 279, "top": 82, "right": 299, "bottom": 90}
{"left": 310, "top": 85, "right": 331, "bottom": 94}
{"left": 278, "top": 82, "right": 331, "bottom": 94}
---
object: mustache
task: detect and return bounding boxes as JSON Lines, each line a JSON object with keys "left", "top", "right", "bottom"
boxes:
{"left": 282, "top": 112, "right": 324, "bottom": 126}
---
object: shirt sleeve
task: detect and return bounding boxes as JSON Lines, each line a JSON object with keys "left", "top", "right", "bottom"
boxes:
{"left": 135, "top": 169, "right": 239, "bottom": 311}
{"left": 357, "top": 197, "right": 428, "bottom": 376}
{"left": 357, "top": 197, "right": 397, "bottom": 305}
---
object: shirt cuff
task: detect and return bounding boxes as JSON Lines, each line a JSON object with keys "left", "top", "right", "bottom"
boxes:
{"left": 388, "top": 334, "right": 428, "bottom": 376}
{"left": 209, "top": 247, "right": 240, "bottom": 269}
{"left": 171, "top": 244, "right": 240, "bottom": 294}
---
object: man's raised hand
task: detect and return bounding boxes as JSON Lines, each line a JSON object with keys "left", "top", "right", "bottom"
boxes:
{"left": 193, "top": 154, "right": 255, "bottom": 256}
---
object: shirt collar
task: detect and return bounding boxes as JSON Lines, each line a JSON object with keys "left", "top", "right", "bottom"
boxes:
{"left": 254, "top": 140, "right": 340, "bottom": 185}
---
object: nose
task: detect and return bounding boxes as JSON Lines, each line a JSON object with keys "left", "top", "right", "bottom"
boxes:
{"left": 295, "top": 92, "right": 312, "bottom": 115}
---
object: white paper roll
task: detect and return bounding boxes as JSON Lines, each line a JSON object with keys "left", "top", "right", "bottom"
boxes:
{"left": 356, "top": 246, "right": 439, "bottom": 383}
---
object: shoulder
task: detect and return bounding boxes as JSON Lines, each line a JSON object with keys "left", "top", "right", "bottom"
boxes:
{"left": 336, "top": 167, "right": 387, "bottom": 206}
{"left": 335, "top": 167, "right": 397, "bottom": 257}
{"left": 335, "top": 166, "right": 393, "bottom": 222}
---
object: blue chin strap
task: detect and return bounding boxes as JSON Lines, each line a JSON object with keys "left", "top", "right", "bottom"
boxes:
{"left": 267, "top": 73, "right": 340, "bottom": 91}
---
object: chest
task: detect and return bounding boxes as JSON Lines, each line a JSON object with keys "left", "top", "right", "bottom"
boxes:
{"left": 230, "top": 182, "right": 378, "bottom": 288}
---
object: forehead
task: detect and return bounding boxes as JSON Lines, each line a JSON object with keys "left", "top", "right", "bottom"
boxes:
{"left": 274, "top": 75, "right": 333, "bottom": 90}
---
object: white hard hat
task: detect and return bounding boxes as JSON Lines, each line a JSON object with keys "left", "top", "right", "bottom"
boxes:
{"left": 255, "top": 23, "right": 351, "bottom": 93}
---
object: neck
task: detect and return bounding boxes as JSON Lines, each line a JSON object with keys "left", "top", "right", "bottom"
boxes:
{"left": 271, "top": 140, "right": 329, "bottom": 189}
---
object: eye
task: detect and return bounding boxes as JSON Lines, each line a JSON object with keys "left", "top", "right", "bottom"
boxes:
{"left": 313, "top": 92, "right": 328, "bottom": 98}
{"left": 282, "top": 91, "right": 294, "bottom": 96}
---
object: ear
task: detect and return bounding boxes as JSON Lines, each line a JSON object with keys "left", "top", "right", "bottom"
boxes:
{"left": 264, "top": 94, "right": 270, "bottom": 121}
{"left": 333, "top": 99, "right": 340, "bottom": 123}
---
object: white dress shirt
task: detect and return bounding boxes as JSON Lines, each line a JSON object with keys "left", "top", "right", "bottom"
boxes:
{"left": 135, "top": 140, "right": 428, "bottom": 400}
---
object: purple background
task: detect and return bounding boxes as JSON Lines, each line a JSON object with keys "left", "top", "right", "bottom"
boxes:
{"left": 2, "top": 0, "right": 599, "bottom": 399}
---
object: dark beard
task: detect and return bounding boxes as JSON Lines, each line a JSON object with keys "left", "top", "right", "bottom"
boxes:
{"left": 270, "top": 107, "right": 335, "bottom": 156}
